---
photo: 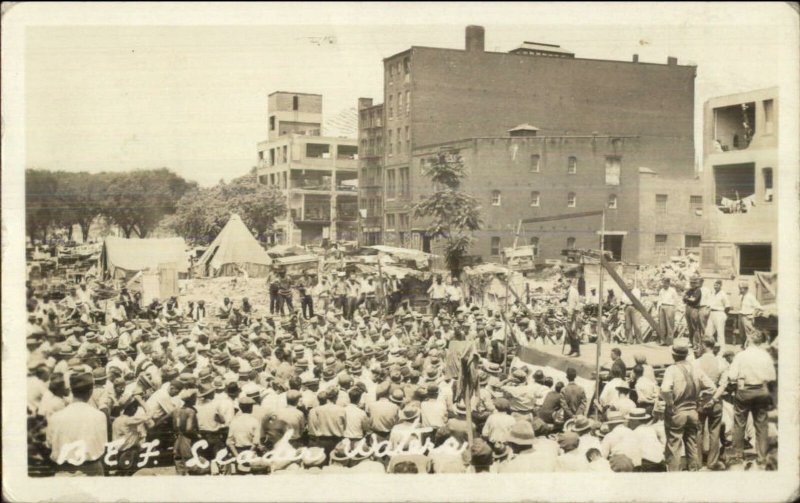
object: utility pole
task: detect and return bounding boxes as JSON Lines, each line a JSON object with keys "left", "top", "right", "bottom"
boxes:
{"left": 593, "top": 210, "right": 606, "bottom": 420}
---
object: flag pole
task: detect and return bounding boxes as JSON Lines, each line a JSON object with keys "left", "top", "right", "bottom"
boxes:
{"left": 593, "top": 210, "right": 606, "bottom": 421}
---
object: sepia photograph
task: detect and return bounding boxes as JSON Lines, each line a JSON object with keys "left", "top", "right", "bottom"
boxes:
{"left": 2, "top": 2, "right": 799, "bottom": 502}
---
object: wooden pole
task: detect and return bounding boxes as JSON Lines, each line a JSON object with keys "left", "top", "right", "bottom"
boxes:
{"left": 593, "top": 210, "right": 606, "bottom": 421}
{"left": 376, "top": 253, "right": 389, "bottom": 315}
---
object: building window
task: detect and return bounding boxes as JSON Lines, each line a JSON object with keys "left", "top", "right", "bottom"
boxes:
{"left": 689, "top": 195, "right": 703, "bottom": 214}
{"left": 386, "top": 169, "right": 396, "bottom": 199}
{"left": 388, "top": 96, "right": 393, "bottom": 119}
{"left": 491, "top": 190, "right": 502, "bottom": 206}
{"left": 387, "top": 130, "right": 393, "bottom": 155}
{"left": 530, "top": 154, "right": 541, "bottom": 173}
{"left": 292, "top": 95, "right": 299, "bottom": 111}
{"left": 654, "top": 234, "right": 668, "bottom": 258}
{"left": 258, "top": 151, "right": 264, "bottom": 160}
{"left": 566, "top": 237, "right": 576, "bottom": 249}
{"left": 739, "top": 244, "right": 772, "bottom": 275}
{"left": 399, "top": 213, "right": 409, "bottom": 230}
{"left": 567, "top": 156, "right": 577, "bottom": 174}
{"left": 491, "top": 237, "right": 501, "bottom": 256}
{"left": 405, "top": 91, "right": 410, "bottom": 115}
{"left": 398, "top": 167, "right": 409, "bottom": 198}
{"left": 397, "top": 127, "right": 402, "bottom": 154}
{"left": 305, "top": 143, "right": 331, "bottom": 158}
{"left": 405, "top": 125, "right": 410, "bottom": 142}
{"left": 529, "top": 236, "right": 539, "bottom": 257}
{"left": 567, "top": 192, "right": 576, "bottom": 208}
{"left": 282, "top": 145, "right": 288, "bottom": 163}
{"left": 386, "top": 214, "right": 396, "bottom": 231}
{"left": 685, "top": 234, "right": 702, "bottom": 249}
{"left": 269, "top": 116, "right": 276, "bottom": 131}
{"left": 530, "top": 191, "right": 540, "bottom": 207}
{"left": 763, "top": 168, "right": 773, "bottom": 202}
{"left": 763, "top": 99, "right": 774, "bottom": 134}
{"left": 404, "top": 56, "right": 410, "bottom": 74}
{"left": 656, "top": 194, "right": 668, "bottom": 214}
{"left": 608, "top": 194, "right": 618, "bottom": 209}
{"left": 605, "top": 156, "right": 621, "bottom": 186}
{"left": 398, "top": 92, "right": 403, "bottom": 111}
{"left": 270, "top": 149, "right": 275, "bottom": 166}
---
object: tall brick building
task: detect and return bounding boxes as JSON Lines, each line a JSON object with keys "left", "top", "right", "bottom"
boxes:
{"left": 360, "top": 25, "right": 702, "bottom": 264}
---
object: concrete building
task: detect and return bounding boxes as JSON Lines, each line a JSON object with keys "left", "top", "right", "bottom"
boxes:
{"left": 409, "top": 133, "right": 703, "bottom": 265}
{"left": 357, "top": 98, "right": 384, "bottom": 245}
{"left": 700, "top": 87, "right": 778, "bottom": 278}
{"left": 256, "top": 92, "right": 359, "bottom": 245}
{"left": 375, "top": 25, "right": 698, "bottom": 264}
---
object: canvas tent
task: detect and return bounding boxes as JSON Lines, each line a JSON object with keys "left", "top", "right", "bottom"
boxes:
{"left": 196, "top": 214, "right": 272, "bottom": 277}
{"left": 100, "top": 236, "right": 188, "bottom": 280}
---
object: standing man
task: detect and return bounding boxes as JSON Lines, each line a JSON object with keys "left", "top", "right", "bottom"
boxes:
{"left": 446, "top": 279, "right": 464, "bottom": 315}
{"left": 427, "top": 276, "right": 448, "bottom": 318}
{"left": 721, "top": 329, "right": 776, "bottom": 469}
{"left": 704, "top": 280, "right": 730, "bottom": 347}
{"left": 277, "top": 273, "right": 294, "bottom": 316}
{"left": 268, "top": 272, "right": 280, "bottom": 315}
{"left": 697, "top": 277, "right": 712, "bottom": 334}
{"left": 656, "top": 278, "right": 680, "bottom": 346}
{"left": 621, "top": 282, "right": 643, "bottom": 343}
{"left": 299, "top": 273, "right": 315, "bottom": 320}
{"left": 694, "top": 337, "right": 727, "bottom": 470}
{"left": 735, "top": 282, "right": 762, "bottom": 348}
{"left": 565, "top": 279, "right": 582, "bottom": 357}
{"left": 46, "top": 372, "right": 108, "bottom": 476}
{"left": 682, "top": 276, "right": 704, "bottom": 347}
{"left": 659, "top": 340, "right": 718, "bottom": 471}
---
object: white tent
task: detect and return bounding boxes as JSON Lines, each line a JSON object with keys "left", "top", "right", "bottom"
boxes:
{"left": 100, "top": 236, "right": 188, "bottom": 280}
{"left": 196, "top": 214, "right": 272, "bottom": 277}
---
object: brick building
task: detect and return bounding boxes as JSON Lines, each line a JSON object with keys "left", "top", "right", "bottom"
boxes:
{"left": 700, "top": 87, "right": 778, "bottom": 278}
{"left": 366, "top": 25, "right": 700, "bottom": 264}
{"left": 357, "top": 98, "right": 384, "bottom": 245}
{"left": 256, "top": 92, "right": 359, "bottom": 245}
{"left": 409, "top": 133, "right": 703, "bottom": 264}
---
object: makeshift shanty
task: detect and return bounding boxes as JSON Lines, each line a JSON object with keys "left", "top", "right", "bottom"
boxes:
{"left": 266, "top": 244, "right": 306, "bottom": 257}
{"left": 368, "top": 245, "right": 433, "bottom": 268}
{"left": 99, "top": 236, "right": 188, "bottom": 280}
{"left": 196, "top": 214, "right": 272, "bottom": 278}
{"left": 274, "top": 254, "right": 320, "bottom": 275}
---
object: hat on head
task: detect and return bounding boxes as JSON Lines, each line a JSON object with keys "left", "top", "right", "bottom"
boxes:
{"left": 242, "top": 382, "right": 261, "bottom": 400}
{"left": 565, "top": 415, "right": 593, "bottom": 434}
{"left": 213, "top": 377, "right": 225, "bottom": 392}
{"left": 483, "top": 362, "right": 502, "bottom": 375}
{"left": 512, "top": 369, "right": 527, "bottom": 383}
{"left": 454, "top": 402, "right": 467, "bottom": 416}
{"left": 238, "top": 395, "right": 255, "bottom": 407}
{"left": 671, "top": 339, "right": 690, "bottom": 357}
{"left": 198, "top": 382, "right": 216, "bottom": 398}
{"left": 506, "top": 421, "right": 536, "bottom": 447}
{"left": 424, "top": 368, "right": 440, "bottom": 382}
{"left": 605, "top": 409, "right": 626, "bottom": 425}
{"left": 389, "top": 388, "right": 405, "bottom": 405}
{"left": 92, "top": 367, "right": 107, "bottom": 383}
{"left": 625, "top": 407, "right": 651, "bottom": 422}
{"left": 69, "top": 371, "right": 94, "bottom": 392}
{"left": 399, "top": 405, "right": 420, "bottom": 422}
{"left": 492, "top": 442, "right": 512, "bottom": 461}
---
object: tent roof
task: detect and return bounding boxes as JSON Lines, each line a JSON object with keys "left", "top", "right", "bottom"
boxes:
{"left": 197, "top": 214, "right": 272, "bottom": 270}
{"left": 103, "top": 236, "right": 188, "bottom": 273}
{"left": 275, "top": 254, "right": 319, "bottom": 266}
{"left": 369, "top": 245, "right": 433, "bottom": 261}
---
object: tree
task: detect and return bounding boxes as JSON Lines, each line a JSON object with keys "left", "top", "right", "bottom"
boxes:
{"left": 413, "top": 151, "right": 482, "bottom": 277}
{"left": 169, "top": 174, "right": 286, "bottom": 245}
{"left": 53, "top": 171, "right": 102, "bottom": 242}
{"left": 97, "top": 169, "right": 195, "bottom": 238}
{"left": 25, "top": 169, "right": 59, "bottom": 243}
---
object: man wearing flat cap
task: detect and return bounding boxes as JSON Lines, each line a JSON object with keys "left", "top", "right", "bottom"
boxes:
{"left": 46, "top": 371, "right": 108, "bottom": 476}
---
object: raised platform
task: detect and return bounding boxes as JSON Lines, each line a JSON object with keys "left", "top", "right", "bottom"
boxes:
{"left": 517, "top": 341, "right": 674, "bottom": 380}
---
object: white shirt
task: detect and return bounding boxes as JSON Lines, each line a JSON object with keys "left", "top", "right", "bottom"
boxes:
{"left": 698, "top": 287, "right": 713, "bottom": 308}
{"left": 707, "top": 290, "right": 730, "bottom": 311}
{"left": 633, "top": 424, "right": 665, "bottom": 463}
{"left": 727, "top": 345, "right": 776, "bottom": 386}
{"left": 657, "top": 287, "right": 680, "bottom": 307}
{"left": 738, "top": 292, "right": 762, "bottom": 316}
{"left": 47, "top": 402, "right": 108, "bottom": 463}
{"left": 447, "top": 285, "right": 463, "bottom": 302}
{"left": 428, "top": 283, "right": 448, "bottom": 300}
{"left": 601, "top": 425, "right": 642, "bottom": 466}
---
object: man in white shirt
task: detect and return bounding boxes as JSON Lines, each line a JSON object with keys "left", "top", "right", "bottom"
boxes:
{"left": 704, "top": 280, "right": 730, "bottom": 347}
{"left": 565, "top": 279, "right": 582, "bottom": 357}
{"left": 719, "top": 329, "right": 776, "bottom": 468}
{"left": 446, "top": 280, "right": 464, "bottom": 314}
{"left": 656, "top": 278, "right": 680, "bottom": 346}
{"left": 735, "top": 283, "right": 762, "bottom": 348}
{"left": 427, "top": 276, "right": 448, "bottom": 318}
{"left": 46, "top": 372, "right": 108, "bottom": 476}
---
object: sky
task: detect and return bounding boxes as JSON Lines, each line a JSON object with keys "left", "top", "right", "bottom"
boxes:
{"left": 23, "top": 3, "right": 793, "bottom": 187}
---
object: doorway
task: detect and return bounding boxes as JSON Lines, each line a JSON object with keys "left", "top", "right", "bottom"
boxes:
{"left": 603, "top": 235, "right": 623, "bottom": 261}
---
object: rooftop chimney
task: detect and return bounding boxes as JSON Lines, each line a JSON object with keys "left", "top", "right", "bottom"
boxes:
{"left": 667, "top": 56, "right": 678, "bottom": 65}
{"left": 632, "top": 54, "right": 639, "bottom": 63}
{"left": 466, "top": 25, "right": 485, "bottom": 53}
